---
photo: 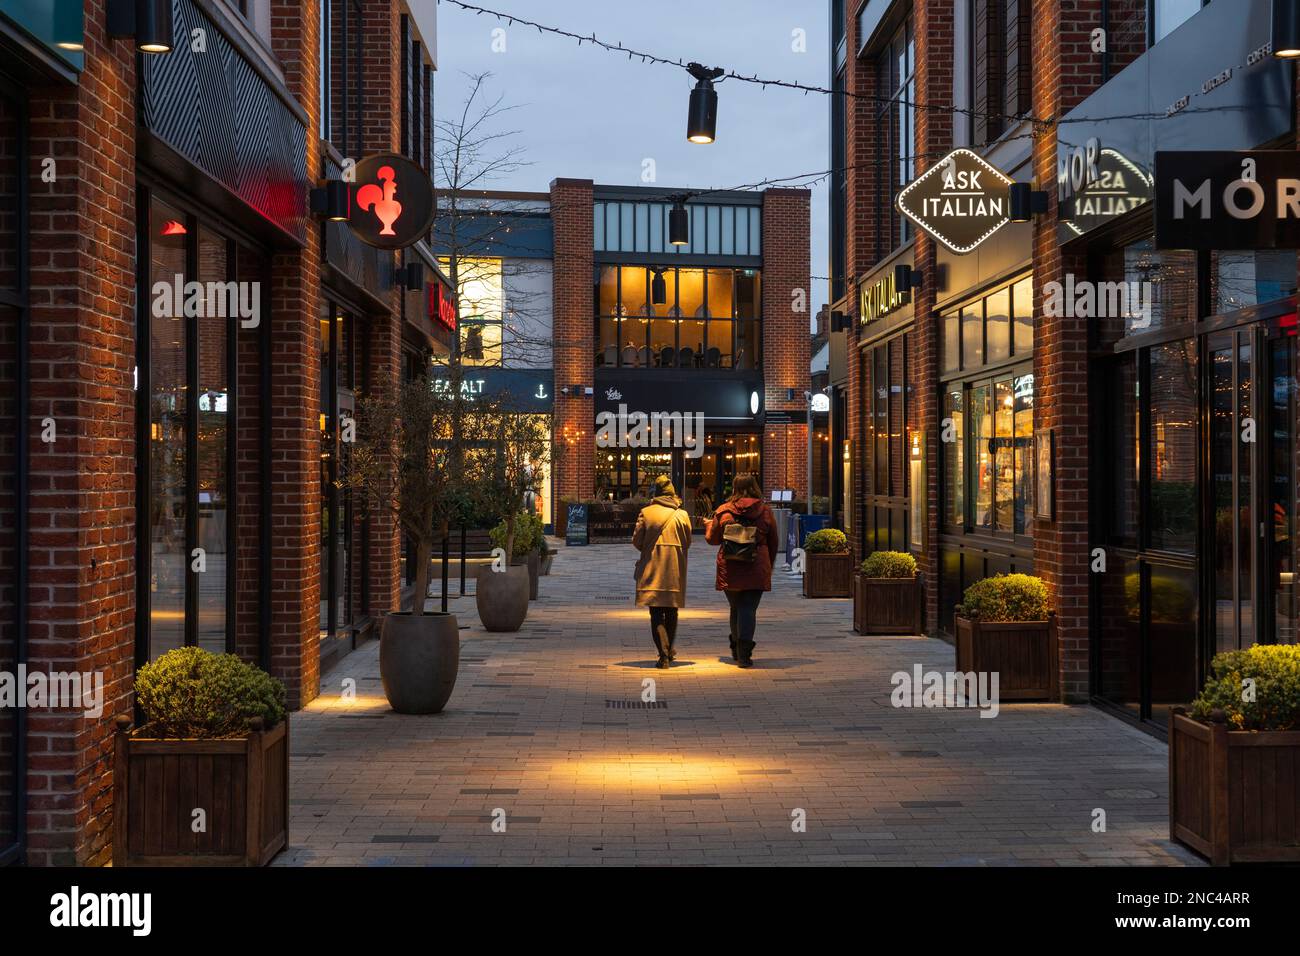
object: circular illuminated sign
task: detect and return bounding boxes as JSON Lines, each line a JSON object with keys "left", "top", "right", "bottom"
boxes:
{"left": 347, "top": 153, "right": 435, "bottom": 250}
{"left": 750, "top": 390, "right": 760, "bottom": 415}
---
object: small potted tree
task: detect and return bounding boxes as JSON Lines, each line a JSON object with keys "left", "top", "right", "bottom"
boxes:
{"left": 351, "top": 369, "right": 488, "bottom": 713}
{"left": 801, "top": 527, "right": 853, "bottom": 598}
{"left": 1169, "top": 645, "right": 1300, "bottom": 865}
{"left": 491, "top": 510, "right": 543, "bottom": 599}
{"left": 114, "top": 647, "right": 288, "bottom": 866}
{"left": 855, "top": 550, "right": 922, "bottom": 634}
{"left": 954, "top": 573, "right": 1056, "bottom": 700}
{"left": 477, "top": 400, "right": 550, "bottom": 631}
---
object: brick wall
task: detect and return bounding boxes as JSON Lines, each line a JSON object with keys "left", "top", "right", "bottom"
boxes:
{"left": 912, "top": 0, "right": 954, "bottom": 635}
{"left": 268, "top": 0, "right": 323, "bottom": 708}
{"left": 22, "top": 2, "right": 138, "bottom": 865}
{"left": 761, "top": 189, "right": 812, "bottom": 499}
{"left": 550, "top": 178, "right": 594, "bottom": 499}
{"left": 1032, "top": 0, "right": 1099, "bottom": 701}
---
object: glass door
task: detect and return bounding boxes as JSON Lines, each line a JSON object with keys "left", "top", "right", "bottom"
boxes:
{"left": 1266, "top": 334, "right": 1297, "bottom": 644}
{"left": 1208, "top": 328, "right": 1258, "bottom": 653}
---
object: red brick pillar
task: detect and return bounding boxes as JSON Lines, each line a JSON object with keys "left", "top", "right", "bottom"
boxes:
{"left": 761, "top": 189, "right": 811, "bottom": 500}
{"left": 842, "top": 3, "right": 880, "bottom": 554}
{"left": 913, "top": 0, "right": 954, "bottom": 635}
{"left": 359, "top": 0, "right": 403, "bottom": 617}
{"left": 23, "top": 14, "right": 138, "bottom": 866}
{"left": 551, "top": 178, "right": 594, "bottom": 500}
{"left": 1032, "top": 0, "right": 1104, "bottom": 701}
{"left": 268, "top": 0, "right": 323, "bottom": 708}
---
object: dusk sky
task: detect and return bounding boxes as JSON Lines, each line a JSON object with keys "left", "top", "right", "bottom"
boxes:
{"left": 434, "top": 0, "right": 831, "bottom": 322}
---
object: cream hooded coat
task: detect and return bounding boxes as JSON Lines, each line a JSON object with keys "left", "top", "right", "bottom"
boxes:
{"left": 632, "top": 495, "right": 693, "bottom": 607}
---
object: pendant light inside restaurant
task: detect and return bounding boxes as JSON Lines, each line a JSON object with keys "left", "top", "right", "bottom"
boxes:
{"left": 651, "top": 269, "right": 667, "bottom": 305}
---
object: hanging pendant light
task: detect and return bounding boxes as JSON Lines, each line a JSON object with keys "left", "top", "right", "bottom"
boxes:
{"left": 669, "top": 202, "right": 689, "bottom": 246}
{"left": 1273, "top": 0, "right": 1300, "bottom": 57}
{"left": 651, "top": 269, "right": 667, "bottom": 305}
{"left": 686, "top": 63, "right": 725, "bottom": 144}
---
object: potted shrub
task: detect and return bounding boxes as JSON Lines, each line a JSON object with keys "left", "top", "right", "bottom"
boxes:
{"left": 476, "top": 401, "right": 550, "bottom": 631}
{"left": 855, "top": 550, "right": 922, "bottom": 635}
{"left": 113, "top": 647, "right": 288, "bottom": 866}
{"left": 351, "top": 370, "right": 489, "bottom": 713}
{"left": 491, "top": 510, "right": 543, "bottom": 599}
{"left": 1169, "top": 645, "right": 1300, "bottom": 865}
{"left": 801, "top": 527, "right": 853, "bottom": 598}
{"left": 954, "top": 573, "right": 1056, "bottom": 701}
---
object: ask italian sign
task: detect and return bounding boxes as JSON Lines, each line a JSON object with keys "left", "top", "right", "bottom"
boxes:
{"left": 896, "top": 148, "right": 1015, "bottom": 254}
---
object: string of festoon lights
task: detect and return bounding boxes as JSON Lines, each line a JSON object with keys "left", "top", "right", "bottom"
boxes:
{"left": 443, "top": 0, "right": 1300, "bottom": 246}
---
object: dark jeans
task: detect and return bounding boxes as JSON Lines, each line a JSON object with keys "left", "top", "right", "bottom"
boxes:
{"left": 649, "top": 606, "right": 678, "bottom": 654}
{"left": 725, "top": 589, "right": 763, "bottom": 646}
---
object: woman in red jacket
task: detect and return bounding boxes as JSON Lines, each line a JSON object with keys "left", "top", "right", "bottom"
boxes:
{"left": 704, "top": 473, "right": 779, "bottom": 668}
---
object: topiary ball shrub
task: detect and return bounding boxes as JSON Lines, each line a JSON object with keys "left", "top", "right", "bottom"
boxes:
{"left": 959, "top": 573, "right": 1050, "bottom": 622}
{"left": 135, "top": 646, "right": 287, "bottom": 739}
{"left": 804, "top": 528, "right": 848, "bottom": 554}
{"left": 1191, "top": 644, "right": 1300, "bottom": 731}
{"left": 860, "top": 550, "right": 917, "bottom": 578}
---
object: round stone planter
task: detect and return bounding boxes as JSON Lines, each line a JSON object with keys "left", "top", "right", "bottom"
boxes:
{"left": 379, "top": 611, "right": 460, "bottom": 714}
{"left": 526, "top": 552, "right": 540, "bottom": 600}
{"left": 476, "top": 564, "right": 529, "bottom": 631}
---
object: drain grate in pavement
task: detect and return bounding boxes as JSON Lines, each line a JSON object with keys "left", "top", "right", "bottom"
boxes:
{"left": 577, "top": 665, "right": 607, "bottom": 669}
{"left": 606, "top": 700, "right": 668, "bottom": 709}
{"left": 371, "top": 835, "right": 440, "bottom": 844}
{"left": 897, "top": 750, "right": 942, "bottom": 758}
{"left": 1104, "top": 788, "right": 1158, "bottom": 799}
{"left": 660, "top": 793, "right": 721, "bottom": 801}
{"left": 460, "top": 788, "right": 519, "bottom": 795}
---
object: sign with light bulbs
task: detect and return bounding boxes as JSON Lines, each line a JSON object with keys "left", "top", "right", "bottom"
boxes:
{"left": 896, "top": 148, "right": 1015, "bottom": 254}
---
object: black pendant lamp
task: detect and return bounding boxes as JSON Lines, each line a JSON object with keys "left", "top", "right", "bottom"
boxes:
{"left": 651, "top": 269, "right": 667, "bottom": 305}
{"left": 669, "top": 202, "right": 689, "bottom": 246}
{"left": 108, "top": 0, "right": 174, "bottom": 54}
{"left": 686, "top": 63, "right": 725, "bottom": 144}
{"left": 1274, "top": 0, "right": 1300, "bottom": 57}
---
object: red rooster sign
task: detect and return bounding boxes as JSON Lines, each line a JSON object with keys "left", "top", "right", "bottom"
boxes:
{"left": 355, "top": 165, "right": 402, "bottom": 236}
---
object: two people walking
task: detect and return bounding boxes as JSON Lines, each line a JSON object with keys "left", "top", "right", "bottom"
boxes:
{"left": 632, "top": 473, "right": 779, "bottom": 669}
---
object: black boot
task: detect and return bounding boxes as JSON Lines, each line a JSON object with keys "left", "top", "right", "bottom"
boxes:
{"left": 657, "top": 623, "right": 676, "bottom": 661}
{"left": 737, "top": 640, "right": 755, "bottom": 668}
{"left": 728, "top": 637, "right": 738, "bottom": 661}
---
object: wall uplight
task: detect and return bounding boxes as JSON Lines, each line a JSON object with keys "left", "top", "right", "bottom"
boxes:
{"left": 108, "top": 0, "right": 175, "bottom": 53}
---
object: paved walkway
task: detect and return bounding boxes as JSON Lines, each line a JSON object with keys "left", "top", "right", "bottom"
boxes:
{"left": 278, "top": 540, "right": 1203, "bottom": 866}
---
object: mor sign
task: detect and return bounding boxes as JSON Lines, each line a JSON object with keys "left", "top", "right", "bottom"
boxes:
{"left": 348, "top": 154, "right": 435, "bottom": 250}
{"left": 896, "top": 148, "right": 1015, "bottom": 254}
{"left": 1155, "top": 151, "right": 1300, "bottom": 250}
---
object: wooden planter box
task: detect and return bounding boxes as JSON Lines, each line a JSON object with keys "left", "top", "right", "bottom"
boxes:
{"left": 113, "top": 714, "right": 289, "bottom": 866}
{"left": 854, "top": 574, "right": 922, "bottom": 634}
{"left": 802, "top": 551, "right": 853, "bottom": 598}
{"left": 954, "top": 614, "right": 1057, "bottom": 701}
{"left": 1169, "top": 708, "right": 1300, "bottom": 865}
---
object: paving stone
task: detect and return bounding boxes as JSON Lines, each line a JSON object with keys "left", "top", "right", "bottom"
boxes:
{"left": 275, "top": 541, "right": 1197, "bottom": 868}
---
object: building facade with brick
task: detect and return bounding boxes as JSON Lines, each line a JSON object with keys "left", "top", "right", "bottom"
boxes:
{"left": 0, "top": 0, "right": 448, "bottom": 865}
{"left": 830, "top": 0, "right": 1300, "bottom": 735}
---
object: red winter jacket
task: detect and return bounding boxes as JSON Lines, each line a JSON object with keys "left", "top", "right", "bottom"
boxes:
{"left": 704, "top": 497, "right": 780, "bottom": 592}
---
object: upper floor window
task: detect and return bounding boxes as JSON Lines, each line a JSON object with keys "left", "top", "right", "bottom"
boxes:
{"left": 320, "top": 0, "right": 362, "bottom": 156}
{"left": 594, "top": 201, "right": 761, "bottom": 256}
{"left": 400, "top": 14, "right": 434, "bottom": 173}
{"left": 1152, "top": 0, "right": 1206, "bottom": 44}
{"left": 594, "top": 266, "right": 761, "bottom": 370}
{"left": 875, "top": 16, "right": 913, "bottom": 259}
